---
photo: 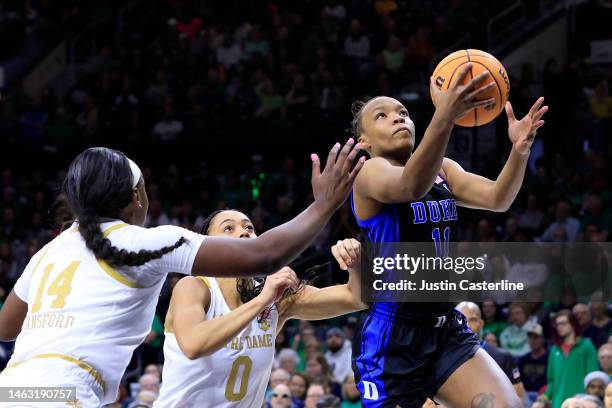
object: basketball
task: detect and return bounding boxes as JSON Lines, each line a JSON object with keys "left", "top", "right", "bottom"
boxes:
{"left": 431, "top": 49, "right": 510, "bottom": 127}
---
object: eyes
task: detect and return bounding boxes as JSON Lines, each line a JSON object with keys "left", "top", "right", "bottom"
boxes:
{"left": 223, "top": 224, "right": 254, "bottom": 233}
{"left": 374, "top": 110, "right": 409, "bottom": 120}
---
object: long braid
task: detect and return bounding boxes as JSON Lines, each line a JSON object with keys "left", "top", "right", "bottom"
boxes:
{"left": 63, "top": 147, "right": 187, "bottom": 268}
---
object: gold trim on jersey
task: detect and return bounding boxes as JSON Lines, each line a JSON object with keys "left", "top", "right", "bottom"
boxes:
{"left": 102, "top": 223, "right": 129, "bottom": 238}
{"left": 97, "top": 260, "right": 144, "bottom": 289}
{"left": 5, "top": 353, "right": 106, "bottom": 393}
{"left": 195, "top": 276, "right": 211, "bottom": 288}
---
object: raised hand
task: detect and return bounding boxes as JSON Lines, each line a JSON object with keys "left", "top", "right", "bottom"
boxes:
{"left": 311, "top": 139, "right": 365, "bottom": 210}
{"left": 331, "top": 238, "right": 361, "bottom": 270}
{"left": 431, "top": 63, "right": 497, "bottom": 122}
{"left": 506, "top": 97, "right": 548, "bottom": 155}
{"left": 258, "top": 267, "right": 299, "bottom": 305}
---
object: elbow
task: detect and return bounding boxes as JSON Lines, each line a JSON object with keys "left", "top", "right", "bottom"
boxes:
{"left": 491, "top": 199, "right": 511, "bottom": 212}
{"left": 179, "top": 340, "right": 208, "bottom": 360}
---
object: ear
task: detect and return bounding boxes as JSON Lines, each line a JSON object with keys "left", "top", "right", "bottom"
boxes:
{"left": 132, "top": 188, "right": 143, "bottom": 208}
{"left": 358, "top": 134, "right": 372, "bottom": 153}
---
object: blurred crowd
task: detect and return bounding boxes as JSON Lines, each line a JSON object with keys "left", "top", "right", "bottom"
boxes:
{"left": 0, "top": 0, "right": 611, "bottom": 407}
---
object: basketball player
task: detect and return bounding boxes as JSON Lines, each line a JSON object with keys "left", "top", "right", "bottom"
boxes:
{"left": 350, "top": 63, "right": 548, "bottom": 407}
{"left": 154, "top": 209, "right": 366, "bottom": 407}
{"left": 0, "top": 142, "right": 363, "bottom": 407}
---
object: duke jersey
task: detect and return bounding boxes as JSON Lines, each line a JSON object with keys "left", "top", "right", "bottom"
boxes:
{"left": 351, "top": 176, "right": 458, "bottom": 318}
{"left": 0, "top": 220, "right": 204, "bottom": 405}
{"left": 155, "top": 277, "right": 278, "bottom": 408}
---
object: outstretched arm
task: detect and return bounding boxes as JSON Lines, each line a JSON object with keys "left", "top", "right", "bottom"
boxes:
{"left": 442, "top": 97, "right": 548, "bottom": 212}
{"left": 355, "top": 65, "right": 496, "bottom": 204}
{"left": 192, "top": 140, "right": 364, "bottom": 277}
{"left": 277, "top": 239, "right": 366, "bottom": 329}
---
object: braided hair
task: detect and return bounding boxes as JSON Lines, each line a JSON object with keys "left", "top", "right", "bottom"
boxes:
{"left": 61, "top": 147, "right": 185, "bottom": 267}
{"left": 199, "top": 209, "right": 328, "bottom": 305}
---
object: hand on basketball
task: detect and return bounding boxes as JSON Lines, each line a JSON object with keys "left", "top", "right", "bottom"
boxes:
{"left": 311, "top": 139, "right": 366, "bottom": 211}
{"left": 332, "top": 238, "right": 361, "bottom": 270}
{"left": 430, "top": 63, "right": 496, "bottom": 122}
{"left": 259, "top": 267, "right": 299, "bottom": 305}
{"left": 506, "top": 96, "right": 548, "bottom": 156}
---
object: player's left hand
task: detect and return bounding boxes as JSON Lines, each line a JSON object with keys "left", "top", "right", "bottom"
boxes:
{"left": 506, "top": 96, "right": 548, "bottom": 156}
{"left": 331, "top": 238, "right": 361, "bottom": 270}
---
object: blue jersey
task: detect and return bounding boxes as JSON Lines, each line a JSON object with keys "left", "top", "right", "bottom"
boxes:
{"left": 351, "top": 177, "right": 458, "bottom": 318}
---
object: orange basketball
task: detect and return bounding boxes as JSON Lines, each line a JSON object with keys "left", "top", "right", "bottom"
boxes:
{"left": 431, "top": 49, "right": 510, "bottom": 127}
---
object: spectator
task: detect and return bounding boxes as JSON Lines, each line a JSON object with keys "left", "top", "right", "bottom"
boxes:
{"left": 584, "top": 371, "right": 609, "bottom": 400}
{"left": 500, "top": 303, "right": 533, "bottom": 357}
{"left": 518, "top": 193, "right": 545, "bottom": 234}
{"left": 482, "top": 299, "right": 509, "bottom": 339}
{"left": 277, "top": 348, "right": 300, "bottom": 375}
{"left": 456, "top": 302, "right": 526, "bottom": 400}
{"left": 290, "top": 373, "right": 309, "bottom": 408}
{"left": 574, "top": 303, "right": 601, "bottom": 349}
{"left": 316, "top": 394, "right": 342, "bottom": 408}
{"left": 544, "top": 310, "right": 599, "bottom": 408}
{"left": 590, "top": 295, "right": 612, "bottom": 349}
{"left": 540, "top": 201, "right": 580, "bottom": 242}
{"left": 598, "top": 344, "right": 612, "bottom": 377}
{"left": 324, "top": 327, "right": 352, "bottom": 384}
{"left": 605, "top": 383, "right": 612, "bottom": 408}
{"left": 305, "top": 384, "right": 326, "bottom": 408}
{"left": 519, "top": 324, "right": 549, "bottom": 400}
{"left": 269, "top": 384, "right": 293, "bottom": 408}
{"left": 381, "top": 35, "right": 404, "bottom": 74}
{"left": 485, "top": 332, "right": 500, "bottom": 348}
{"left": 217, "top": 33, "right": 242, "bottom": 68}
{"left": 577, "top": 394, "right": 605, "bottom": 408}
{"left": 343, "top": 19, "right": 370, "bottom": 61}
{"left": 266, "top": 368, "right": 292, "bottom": 402}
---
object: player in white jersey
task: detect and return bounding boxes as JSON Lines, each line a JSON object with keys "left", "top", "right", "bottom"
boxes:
{"left": 154, "top": 209, "right": 366, "bottom": 408}
{"left": 0, "top": 143, "right": 364, "bottom": 407}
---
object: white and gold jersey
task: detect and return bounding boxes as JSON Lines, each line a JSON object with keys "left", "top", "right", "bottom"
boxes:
{"left": 155, "top": 277, "right": 278, "bottom": 408}
{"left": 0, "top": 220, "right": 204, "bottom": 405}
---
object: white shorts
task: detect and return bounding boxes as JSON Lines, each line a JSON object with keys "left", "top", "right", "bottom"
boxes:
{"left": 0, "top": 357, "right": 103, "bottom": 408}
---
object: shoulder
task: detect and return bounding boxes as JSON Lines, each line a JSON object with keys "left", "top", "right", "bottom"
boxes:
{"left": 355, "top": 157, "right": 390, "bottom": 183}
{"left": 173, "top": 276, "right": 212, "bottom": 301}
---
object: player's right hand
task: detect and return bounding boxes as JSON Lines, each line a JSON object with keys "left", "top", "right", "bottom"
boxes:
{"left": 311, "top": 139, "right": 365, "bottom": 211}
{"left": 430, "top": 63, "right": 496, "bottom": 122}
{"left": 331, "top": 238, "right": 361, "bottom": 270}
{"left": 258, "top": 267, "right": 299, "bottom": 305}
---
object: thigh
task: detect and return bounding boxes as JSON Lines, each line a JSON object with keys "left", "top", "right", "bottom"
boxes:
{"left": 434, "top": 349, "right": 522, "bottom": 408}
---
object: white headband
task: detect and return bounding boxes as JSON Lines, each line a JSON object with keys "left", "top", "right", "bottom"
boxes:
{"left": 128, "top": 158, "right": 142, "bottom": 188}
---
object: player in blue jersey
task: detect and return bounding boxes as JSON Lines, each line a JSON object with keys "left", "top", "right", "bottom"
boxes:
{"left": 349, "top": 63, "right": 548, "bottom": 407}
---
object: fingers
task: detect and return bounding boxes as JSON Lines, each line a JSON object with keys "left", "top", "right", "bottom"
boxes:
{"left": 324, "top": 142, "right": 341, "bottom": 172}
{"left": 452, "top": 63, "right": 473, "bottom": 88}
{"left": 464, "top": 82, "right": 495, "bottom": 102}
{"left": 430, "top": 76, "right": 440, "bottom": 98}
{"left": 461, "top": 70, "right": 491, "bottom": 94}
{"left": 335, "top": 138, "right": 355, "bottom": 171}
{"left": 348, "top": 156, "right": 366, "bottom": 183}
{"left": 470, "top": 97, "right": 496, "bottom": 109}
{"left": 505, "top": 101, "right": 515, "bottom": 122}
{"left": 533, "top": 105, "right": 548, "bottom": 122}
{"left": 529, "top": 97, "right": 545, "bottom": 117}
{"left": 332, "top": 244, "right": 350, "bottom": 270}
{"left": 311, "top": 153, "right": 321, "bottom": 179}
{"left": 341, "top": 141, "right": 362, "bottom": 174}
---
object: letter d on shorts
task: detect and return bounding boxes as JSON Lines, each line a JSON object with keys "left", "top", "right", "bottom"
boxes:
{"left": 363, "top": 381, "right": 379, "bottom": 400}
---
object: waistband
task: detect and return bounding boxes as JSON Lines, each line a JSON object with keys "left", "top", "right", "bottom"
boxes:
{"left": 5, "top": 353, "right": 106, "bottom": 393}
{"left": 368, "top": 307, "right": 463, "bottom": 328}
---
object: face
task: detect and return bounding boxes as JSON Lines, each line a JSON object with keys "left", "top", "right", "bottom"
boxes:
{"left": 326, "top": 332, "right": 343, "bottom": 351}
{"left": 561, "top": 398, "right": 582, "bottom": 408}
{"left": 587, "top": 379, "right": 606, "bottom": 398}
{"left": 144, "top": 364, "right": 160, "bottom": 380}
{"left": 573, "top": 304, "right": 591, "bottom": 326}
{"left": 208, "top": 210, "right": 256, "bottom": 239}
{"left": 528, "top": 334, "right": 545, "bottom": 351}
{"left": 271, "top": 384, "right": 292, "bottom": 408}
{"left": 359, "top": 97, "right": 416, "bottom": 160}
{"left": 280, "top": 356, "right": 297, "bottom": 374}
{"left": 482, "top": 300, "right": 496, "bottom": 320}
{"left": 306, "top": 357, "right": 323, "bottom": 377}
{"left": 509, "top": 306, "right": 527, "bottom": 327}
{"left": 599, "top": 348, "right": 612, "bottom": 373}
{"left": 458, "top": 306, "right": 483, "bottom": 336}
{"left": 555, "top": 315, "right": 574, "bottom": 338}
{"left": 605, "top": 383, "right": 612, "bottom": 408}
{"left": 305, "top": 385, "right": 325, "bottom": 408}
{"left": 290, "top": 375, "right": 307, "bottom": 399}
{"left": 484, "top": 332, "right": 498, "bottom": 347}
{"left": 270, "top": 370, "right": 290, "bottom": 388}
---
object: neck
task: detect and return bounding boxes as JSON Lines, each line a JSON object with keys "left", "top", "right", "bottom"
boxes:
{"left": 216, "top": 278, "right": 242, "bottom": 310}
{"left": 375, "top": 150, "right": 410, "bottom": 167}
{"left": 594, "top": 314, "right": 610, "bottom": 326}
{"left": 562, "top": 333, "right": 576, "bottom": 346}
{"left": 531, "top": 347, "right": 546, "bottom": 358}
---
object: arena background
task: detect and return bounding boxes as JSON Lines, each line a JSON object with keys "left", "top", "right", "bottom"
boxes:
{"left": 0, "top": 1, "right": 611, "bottom": 407}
